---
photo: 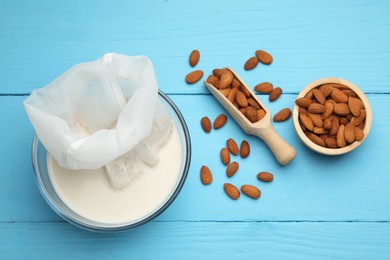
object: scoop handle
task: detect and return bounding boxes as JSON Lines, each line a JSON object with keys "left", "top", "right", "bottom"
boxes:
{"left": 254, "top": 124, "right": 296, "bottom": 165}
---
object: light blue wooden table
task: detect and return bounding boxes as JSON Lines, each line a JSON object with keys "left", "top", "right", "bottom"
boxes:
{"left": 1, "top": 0, "right": 390, "bottom": 259}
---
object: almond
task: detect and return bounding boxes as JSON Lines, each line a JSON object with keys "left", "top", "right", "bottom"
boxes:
{"left": 273, "top": 108, "right": 291, "bottom": 122}
{"left": 325, "top": 137, "right": 338, "bottom": 148}
{"left": 344, "top": 122, "right": 355, "bottom": 144}
{"left": 227, "top": 138, "right": 239, "bottom": 155}
{"left": 240, "top": 140, "right": 250, "bottom": 158}
{"left": 235, "top": 91, "right": 249, "bottom": 108}
{"left": 322, "top": 101, "right": 334, "bottom": 119}
{"left": 218, "top": 70, "right": 234, "bottom": 89}
{"left": 308, "top": 113, "right": 323, "bottom": 127}
{"left": 213, "top": 68, "right": 227, "bottom": 78}
{"left": 200, "top": 116, "right": 212, "bottom": 133}
{"left": 255, "top": 50, "right": 273, "bottom": 65}
{"left": 213, "top": 114, "right": 227, "bottom": 129}
{"left": 220, "top": 88, "right": 231, "bottom": 97}
{"left": 206, "top": 75, "right": 219, "bottom": 86}
{"left": 232, "top": 79, "right": 241, "bottom": 88}
{"left": 348, "top": 97, "right": 362, "bottom": 117}
{"left": 313, "top": 89, "right": 326, "bottom": 104}
{"left": 246, "top": 107, "right": 258, "bottom": 123}
{"left": 220, "top": 148, "right": 230, "bottom": 165}
{"left": 185, "top": 70, "right": 204, "bottom": 84}
{"left": 254, "top": 82, "right": 273, "bottom": 93}
{"left": 269, "top": 87, "right": 282, "bottom": 101}
{"left": 355, "top": 127, "right": 364, "bottom": 141}
{"left": 308, "top": 103, "right": 326, "bottom": 114}
{"left": 337, "top": 125, "right": 346, "bottom": 148}
{"left": 329, "top": 116, "right": 340, "bottom": 136}
{"left": 226, "top": 162, "right": 239, "bottom": 177}
{"left": 307, "top": 133, "right": 325, "bottom": 147}
{"left": 305, "top": 89, "right": 314, "bottom": 99}
{"left": 299, "top": 107, "right": 308, "bottom": 115}
{"left": 244, "top": 56, "right": 259, "bottom": 70}
{"left": 200, "top": 166, "right": 212, "bottom": 185}
{"left": 351, "top": 109, "right": 366, "bottom": 126}
{"left": 299, "top": 113, "right": 314, "bottom": 131}
{"left": 323, "top": 118, "right": 332, "bottom": 130}
{"left": 257, "top": 172, "right": 273, "bottom": 182}
{"left": 319, "top": 84, "right": 333, "bottom": 97}
{"left": 331, "top": 88, "right": 348, "bottom": 103}
{"left": 241, "top": 185, "right": 261, "bottom": 199}
{"left": 295, "top": 97, "right": 312, "bottom": 108}
{"left": 224, "top": 183, "right": 240, "bottom": 200}
{"left": 340, "top": 117, "right": 349, "bottom": 126}
{"left": 248, "top": 98, "right": 261, "bottom": 109}
{"left": 257, "top": 109, "right": 266, "bottom": 121}
{"left": 227, "top": 87, "right": 238, "bottom": 103}
{"left": 239, "top": 84, "right": 252, "bottom": 97}
{"left": 342, "top": 89, "right": 357, "bottom": 97}
{"left": 313, "top": 127, "right": 328, "bottom": 135}
{"left": 189, "top": 50, "right": 200, "bottom": 67}
{"left": 334, "top": 103, "right": 350, "bottom": 116}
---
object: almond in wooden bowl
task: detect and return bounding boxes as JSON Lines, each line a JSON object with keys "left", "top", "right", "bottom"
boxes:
{"left": 293, "top": 78, "right": 372, "bottom": 155}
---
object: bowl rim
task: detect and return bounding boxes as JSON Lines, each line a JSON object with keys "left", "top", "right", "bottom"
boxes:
{"left": 292, "top": 77, "right": 372, "bottom": 155}
{"left": 31, "top": 90, "right": 192, "bottom": 232}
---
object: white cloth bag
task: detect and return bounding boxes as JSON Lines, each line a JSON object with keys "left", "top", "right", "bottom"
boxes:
{"left": 24, "top": 53, "right": 172, "bottom": 189}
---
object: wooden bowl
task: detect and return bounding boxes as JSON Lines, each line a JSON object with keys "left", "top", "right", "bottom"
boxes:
{"left": 293, "top": 78, "right": 372, "bottom": 155}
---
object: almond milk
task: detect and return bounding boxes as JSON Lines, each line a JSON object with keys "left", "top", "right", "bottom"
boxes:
{"left": 47, "top": 123, "right": 183, "bottom": 225}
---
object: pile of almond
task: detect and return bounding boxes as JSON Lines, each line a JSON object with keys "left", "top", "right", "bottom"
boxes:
{"left": 206, "top": 69, "right": 267, "bottom": 123}
{"left": 296, "top": 83, "right": 366, "bottom": 148}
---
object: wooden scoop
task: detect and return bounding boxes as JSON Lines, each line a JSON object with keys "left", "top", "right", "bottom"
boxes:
{"left": 204, "top": 68, "right": 296, "bottom": 165}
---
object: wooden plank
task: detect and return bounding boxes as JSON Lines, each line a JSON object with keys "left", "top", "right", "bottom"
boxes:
{"left": 0, "top": 0, "right": 389, "bottom": 94}
{"left": 1, "top": 221, "right": 390, "bottom": 259}
{"left": 1, "top": 94, "right": 389, "bottom": 222}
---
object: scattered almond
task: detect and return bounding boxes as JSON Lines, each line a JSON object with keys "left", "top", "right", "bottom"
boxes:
{"left": 227, "top": 138, "right": 239, "bottom": 155}
{"left": 273, "top": 108, "right": 291, "bottom": 122}
{"left": 189, "top": 50, "right": 200, "bottom": 67}
{"left": 269, "top": 87, "right": 282, "bottom": 101}
{"left": 224, "top": 183, "right": 240, "bottom": 200}
{"left": 240, "top": 140, "right": 250, "bottom": 158}
{"left": 200, "top": 116, "right": 212, "bottom": 133}
{"left": 241, "top": 185, "right": 261, "bottom": 199}
{"left": 213, "top": 114, "right": 227, "bottom": 129}
{"left": 226, "top": 162, "right": 239, "bottom": 177}
{"left": 257, "top": 172, "right": 273, "bottom": 182}
{"left": 185, "top": 70, "right": 204, "bottom": 84}
{"left": 244, "top": 56, "right": 259, "bottom": 70}
{"left": 220, "top": 148, "right": 231, "bottom": 165}
{"left": 254, "top": 82, "right": 273, "bottom": 93}
{"left": 255, "top": 50, "right": 273, "bottom": 65}
{"left": 200, "top": 166, "right": 213, "bottom": 185}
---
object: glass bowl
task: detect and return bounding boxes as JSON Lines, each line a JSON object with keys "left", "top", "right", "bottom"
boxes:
{"left": 31, "top": 91, "right": 191, "bottom": 232}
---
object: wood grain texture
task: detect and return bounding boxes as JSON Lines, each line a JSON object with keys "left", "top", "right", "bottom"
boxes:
{"left": 1, "top": 222, "right": 390, "bottom": 259}
{"left": 0, "top": 0, "right": 389, "bottom": 94}
{"left": 1, "top": 94, "right": 389, "bottom": 222}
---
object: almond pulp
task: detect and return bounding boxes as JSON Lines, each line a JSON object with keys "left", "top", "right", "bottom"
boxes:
{"left": 200, "top": 166, "right": 213, "bottom": 185}
{"left": 269, "top": 87, "right": 282, "bottom": 101}
{"left": 244, "top": 56, "right": 259, "bottom": 70}
{"left": 226, "top": 162, "right": 239, "bottom": 177}
{"left": 200, "top": 116, "right": 212, "bottom": 133}
{"left": 213, "top": 114, "right": 227, "bottom": 129}
{"left": 257, "top": 172, "right": 273, "bottom": 182}
{"left": 273, "top": 108, "right": 291, "bottom": 122}
{"left": 255, "top": 50, "right": 273, "bottom": 65}
{"left": 227, "top": 138, "right": 239, "bottom": 155}
{"left": 189, "top": 50, "right": 200, "bottom": 67}
{"left": 224, "top": 183, "right": 240, "bottom": 200}
{"left": 240, "top": 140, "right": 250, "bottom": 158}
{"left": 241, "top": 185, "right": 261, "bottom": 199}
{"left": 185, "top": 70, "right": 204, "bottom": 84}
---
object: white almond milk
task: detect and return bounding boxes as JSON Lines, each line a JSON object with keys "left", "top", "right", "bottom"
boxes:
{"left": 47, "top": 123, "right": 183, "bottom": 225}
